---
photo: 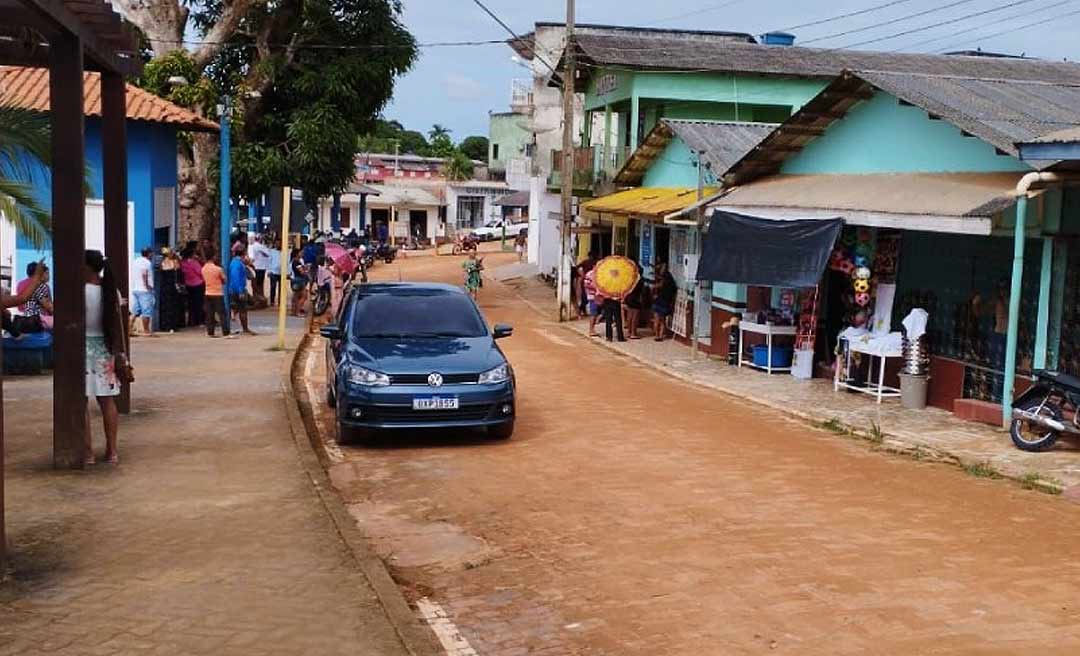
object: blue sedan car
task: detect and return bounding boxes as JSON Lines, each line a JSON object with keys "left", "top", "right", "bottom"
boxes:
{"left": 320, "top": 282, "right": 516, "bottom": 442}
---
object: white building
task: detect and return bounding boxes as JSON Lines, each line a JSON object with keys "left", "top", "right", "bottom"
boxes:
{"left": 445, "top": 181, "right": 513, "bottom": 232}
{"left": 316, "top": 183, "right": 443, "bottom": 244}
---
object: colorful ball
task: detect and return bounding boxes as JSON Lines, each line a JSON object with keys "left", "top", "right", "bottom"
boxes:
{"left": 853, "top": 279, "right": 870, "bottom": 293}
{"left": 855, "top": 292, "right": 871, "bottom": 307}
{"left": 855, "top": 266, "right": 871, "bottom": 280}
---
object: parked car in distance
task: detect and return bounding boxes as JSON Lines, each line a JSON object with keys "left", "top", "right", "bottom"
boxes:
{"left": 470, "top": 219, "right": 528, "bottom": 242}
{"left": 320, "top": 282, "right": 516, "bottom": 443}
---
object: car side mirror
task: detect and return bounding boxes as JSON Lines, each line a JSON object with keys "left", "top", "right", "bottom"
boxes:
{"left": 319, "top": 325, "right": 342, "bottom": 340}
{"left": 493, "top": 324, "right": 513, "bottom": 339}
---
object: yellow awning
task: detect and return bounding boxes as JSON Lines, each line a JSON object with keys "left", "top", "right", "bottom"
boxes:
{"left": 582, "top": 186, "right": 719, "bottom": 218}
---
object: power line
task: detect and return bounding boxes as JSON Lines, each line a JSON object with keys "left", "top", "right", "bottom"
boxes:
{"left": 838, "top": 0, "right": 1043, "bottom": 49}
{"left": 802, "top": 0, "right": 981, "bottom": 45}
{"left": 933, "top": 4, "right": 1080, "bottom": 52}
{"left": 649, "top": 0, "right": 750, "bottom": 26}
{"left": 469, "top": 0, "right": 562, "bottom": 85}
{"left": 893, "top": 0, "right": 1075, "bottom": 52}
{"left": 145, "top": 37, "right": 508, "bottom": 50}
{"left": 776, "top": 0, "right": 920, "bottom": 32}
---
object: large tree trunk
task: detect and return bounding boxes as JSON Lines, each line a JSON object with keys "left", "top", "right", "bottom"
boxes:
{"left": 179, "top": 134, "right": 217, "bottom": 245}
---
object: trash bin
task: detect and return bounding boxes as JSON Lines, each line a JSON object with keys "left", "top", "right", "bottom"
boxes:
{"left": 898, "top": 372, "right": 928, "bottom": 409}
{"left": 791, "top": 349, "right": 814, "bottom": 379}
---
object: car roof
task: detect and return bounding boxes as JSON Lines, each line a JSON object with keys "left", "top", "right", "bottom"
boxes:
{"left": 352, "top": 282, "right": 465, "bottom": 297}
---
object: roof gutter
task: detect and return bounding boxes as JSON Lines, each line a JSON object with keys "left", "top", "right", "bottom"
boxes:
{"left": 663, "top": 187, "right": 734, "bottom": 223}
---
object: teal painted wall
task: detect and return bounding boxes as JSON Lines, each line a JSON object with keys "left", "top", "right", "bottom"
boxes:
{"left": 488, "top": 112, "right": 531, "bottom": 172}
{"left": 643, "top": 138, "right": 698, "bottom": 187}
{"left": 781, "top": 93, "right": 1031, "bottom": 175}
{"left": 586, "top": 71, "right": 826, "bottom": 111}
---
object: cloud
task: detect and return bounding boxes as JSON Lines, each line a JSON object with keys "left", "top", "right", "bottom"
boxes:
{"left": 442, "top": 72, "right": 487, "bottom": 102}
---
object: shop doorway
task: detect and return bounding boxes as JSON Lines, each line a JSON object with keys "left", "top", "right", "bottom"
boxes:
{"left": 653, "top": 226, "right": 671, "bottom": 269}
{"left": 409, "top": 210, "right": 427, "bottom": 244}
{"left": 371, "top": 208, "right": 390, "bottom": 242}
{"left": 340, "top": 206, "right": 351, "bottom": 229}
{"left": 628, "top": 219, "right": 641, "bottom": 263}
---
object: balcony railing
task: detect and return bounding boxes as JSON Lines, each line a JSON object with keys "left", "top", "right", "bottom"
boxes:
{"left": 548, "top": 145, "right": 634, "bottom": 193}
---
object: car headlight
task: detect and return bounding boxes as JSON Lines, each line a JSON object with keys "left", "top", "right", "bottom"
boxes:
{"left": 344, "top": 365, "right": 390, "bottom": 387}
{"left": 478, "top": 363, "right": 510, "bottom": 385}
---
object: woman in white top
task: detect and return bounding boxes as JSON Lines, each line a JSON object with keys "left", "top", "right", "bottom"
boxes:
{"left": 84, "top": 250, "right": 127, "bottom": 465}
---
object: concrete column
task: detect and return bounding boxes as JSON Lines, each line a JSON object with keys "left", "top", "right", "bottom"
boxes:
{"left": 331, "top": 193, "right": 341, "bottom": 232}
{"left": 629, "top": 95, "right": 640, "bottom": 156}
{"left": 1034, "top": 236, "right": 1054, "bottom": 370}
{"left": 603, "top": 104, "right": 612, "bottom": 175}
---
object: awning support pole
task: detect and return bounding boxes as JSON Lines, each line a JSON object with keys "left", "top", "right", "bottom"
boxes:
{"left": 1033, "top": 236, "right": 1053, "bottom": 371}
{"left": 1002, "top": 194, "right": 1027, "bottom": 427}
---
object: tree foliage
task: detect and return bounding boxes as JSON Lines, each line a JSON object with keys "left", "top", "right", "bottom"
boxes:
{"left": 0, "top": 103, "right": 52, "bottom": 247}
{"left": 444, "top": 151, "right": 474, "bottom": 181}
{"left": 459, "top": 135, "right": 489, "bottom": 162}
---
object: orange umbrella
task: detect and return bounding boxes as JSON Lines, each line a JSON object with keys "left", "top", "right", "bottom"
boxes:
{"left": 593, "top": 255, "right": 640, "bottom": 299}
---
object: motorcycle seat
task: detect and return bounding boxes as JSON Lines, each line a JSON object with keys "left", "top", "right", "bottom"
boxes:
{"left": 1035, "top": 370, "right": 1080, "bottom": 392}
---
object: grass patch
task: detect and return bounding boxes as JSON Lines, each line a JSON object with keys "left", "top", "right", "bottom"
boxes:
{"left": 1020, "top": 472, "right": 1063, "bottom": 495}
{"left": 820, "top": 417, "right": 847, "bottom": 434}
{"left": 868, "top": 421, "right": 884, "bottom": 444}
{"left": 963, "top": 460, "right": 1002, "bottom": 480}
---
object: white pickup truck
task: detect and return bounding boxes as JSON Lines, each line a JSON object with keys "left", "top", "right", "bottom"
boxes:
{"left": 470, "top": 219, "right": 528, "bottom": 242}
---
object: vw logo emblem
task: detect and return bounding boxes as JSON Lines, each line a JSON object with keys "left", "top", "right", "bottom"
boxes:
{"left": 427, "top": 372, "right": 444, "bottom": 388}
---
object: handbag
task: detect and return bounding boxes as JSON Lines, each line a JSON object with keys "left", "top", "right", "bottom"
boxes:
{"left": 115, "top": 297, "right": 135, "bottom": 383}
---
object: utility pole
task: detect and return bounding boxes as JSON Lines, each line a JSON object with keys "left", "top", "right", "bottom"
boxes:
{"left": 219, "top": 95, "right": 232, "bottom": 335}
{"left": 557, "top": 0, "right": 576, "bottom": 321}
{"left": 691, "top": 150, "right": 704, "bottom": 360}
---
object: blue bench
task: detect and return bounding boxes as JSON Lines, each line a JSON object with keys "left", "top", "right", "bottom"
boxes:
{"left": 3, "top": 331, "right": 53, "bottom": 375}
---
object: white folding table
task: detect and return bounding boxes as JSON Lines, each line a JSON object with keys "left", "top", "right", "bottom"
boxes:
{"left": 834, "top": 336, "right": 903, "bottom": 404}
{"left": 738, "top": 321, "right": 797, "bottom": 374}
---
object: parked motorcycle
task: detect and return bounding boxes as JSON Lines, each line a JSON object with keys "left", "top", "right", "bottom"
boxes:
{"left": 452, "top": 233, "right": 480, "bottom": 255}
{"left": 1010, "top": 369, "right": 1080, "bottom": 451}
{"left": 375, "top": 241, "right": 397, "bottom": 264}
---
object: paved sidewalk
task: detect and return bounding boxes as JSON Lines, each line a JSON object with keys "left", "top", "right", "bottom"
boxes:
{"left": 0, "top": 311, "right": 416, "bottom": 655}
{"left": 507, "top": 274, "right": 1080, "bottom": 496}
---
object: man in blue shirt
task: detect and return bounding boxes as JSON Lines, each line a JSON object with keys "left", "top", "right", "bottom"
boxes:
{"left": 228, "top": 254, "right": 257, "bottom": 336}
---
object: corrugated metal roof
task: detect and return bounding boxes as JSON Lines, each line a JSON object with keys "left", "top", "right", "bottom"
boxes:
{"left": 493, "top": 190, "right": 530, "bottom": 206}
{"left": 1028, "top": 127, "right": 1080, "bottom": 144}
{"left": 0, "top": 66, "right": 218, "bottom": 132}
{"left": 583, "top": 186, "right": 719, "bottom": 217}
{"left": 615, "top": 120, "right": 776, "bottom": 186}
{"left": 365, "top": 185, "right": 441, "bottom": 207}
{"left": 717, "top": 173, "right": 1024, "bottom": 218}
{"left": 855, "top": 70, "right": 1080, "bottom": 158}
{"left": 570, "top": 34, "right": 1080, "bottom": 88}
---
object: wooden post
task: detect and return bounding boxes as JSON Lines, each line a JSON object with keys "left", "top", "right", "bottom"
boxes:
{"left": 101, "top": 70, "right": 130, "bottom": 414}
{"left": 50, "top": 34, "right": 88, "bottom": 469}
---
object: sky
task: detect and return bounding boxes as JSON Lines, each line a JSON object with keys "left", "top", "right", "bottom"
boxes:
{"left": 384, "top": 0, "right": 1080, "bottom": 141}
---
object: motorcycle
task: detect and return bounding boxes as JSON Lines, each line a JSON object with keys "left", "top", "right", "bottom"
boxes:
{"left": 1009, "top": 369, "right": 1080, "bottom": 451}
{"left": 452, "top": 233, "right": 480, "bottom": 255}
{"left": 375, "top": 241, "right": 397, "bottom": 264}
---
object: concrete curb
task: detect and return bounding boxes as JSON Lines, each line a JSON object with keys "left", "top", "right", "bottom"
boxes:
{"left": 499, "top": 276, "right": 1066, "bottom": 497}
{"left": 281, "top": 335, "right": 443, "bottom": 656}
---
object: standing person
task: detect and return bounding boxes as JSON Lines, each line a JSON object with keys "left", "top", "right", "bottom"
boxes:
{"left": 652, "top": 261, "right": 677, "bottom": 342}
{"left": 158, "top": 248, "right": 184, "bottom": 333}
{"left": 623, "top": 263, "right": 644, "bottom": 340}
{"left": 584, "top": 265, "right": 602, "bottom": 338}
{"left": 181, "top": 246, "right": 205, "bottom": 326}
{"left": 514, "top": 230, "right": 527, "bottom": 263}
{"left": 289, "top": 248, "right": 308, "bottom": 317}
{"left": 577, "top": 251, "right": 598, "bottom": 319}
{"left": 601, "top": 291, "right": 625, "bottom": 342}
{"left": 130, "top": 246, "right": 155, "bottom": 337}
{"left": 83, "top": 250, "right": 128, "bottom": 465}
{"left": 267, "top": 238, "right": 282, "bottom": 307}
{"left": 228, "top": 252, "right": 257, "bottom": 335}
{"left": 462, "top": 252, "right": 483, "bottom": 300}
{"left": 197, "top": 238, "right": 214, "bottom": 264}
{"left": 250, "top": 235, "right": 270, "bottom": 299}
{"left": 202, "top": 253, "right": 228, "bottom": 337}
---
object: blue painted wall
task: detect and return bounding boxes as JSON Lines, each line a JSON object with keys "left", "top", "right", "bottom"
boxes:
{"left": 781, "top": 92, "right": 1031, "bottom": 175}
{"left": 17, "top": 119, "right": 178, "bottom": 268}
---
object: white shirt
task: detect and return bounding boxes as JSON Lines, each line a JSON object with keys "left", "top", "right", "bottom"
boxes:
{"left": 131, "top": 256, "right": 153, "bottom": 292}
{"left": 251, "top": 243, "right": 271, "bottom": 270}
{"left": 85, "top": 283, "right": 104, "bottom": 336}
{"left": 267, "top": 249, "right": 282, "bottom": 275}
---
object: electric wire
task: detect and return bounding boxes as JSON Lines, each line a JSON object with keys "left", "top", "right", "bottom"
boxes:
{"left": 776, "top": 0, "right": 920, "bottom": 32}
{"left": 469, "top": 0, "right": 562, "bottom": 85}
{"left": 800, "top": 0, "right": 982, "bottom": 45}
{"left": 932, "top": 5, "right": 1080, "bottom": 52}
{"left": 649, "top": 0, "right": 751, "bottom": 26}
{"left": 837, "top": 0, "right": 1043, "bottom": 49}
{"left": 892, "top": 0, "right": 1075, "bottom": 52}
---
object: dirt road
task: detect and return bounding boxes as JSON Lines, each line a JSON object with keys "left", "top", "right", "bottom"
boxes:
{"left": 307, "top": 250, "right": 1080, "bottom": 655}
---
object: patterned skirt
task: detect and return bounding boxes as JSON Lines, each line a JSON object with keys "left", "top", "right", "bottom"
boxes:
{"left": 86, "top": 335, "right": 121, "bottom": 398}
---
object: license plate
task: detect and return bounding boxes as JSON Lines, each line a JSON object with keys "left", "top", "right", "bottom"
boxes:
{"left": 412, "top": 396, "right": 459, "bottom": 410}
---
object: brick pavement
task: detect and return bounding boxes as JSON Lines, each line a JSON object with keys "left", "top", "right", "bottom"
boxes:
{"left": 505, "top": 272, "right": 1080, "bottom": 495}
{"left": 305, "top": 252, "right": 1080, "bottom": 655}
{"left": 0, "top": 311, "right": 418, "bottom": 656}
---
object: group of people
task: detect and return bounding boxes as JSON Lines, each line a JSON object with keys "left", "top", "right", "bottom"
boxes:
{"left": 576, "top": 251, "right": 678, "bottom": 343}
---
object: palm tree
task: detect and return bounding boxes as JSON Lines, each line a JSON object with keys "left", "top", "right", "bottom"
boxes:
{"left": 428, "top": 123, "right": 452, "bottom": 141}
{"left": 0, "top": 102, "right": 52, "bottom": 248}
{"left": 444, "top": 151, "right": 473, "bottom": 181}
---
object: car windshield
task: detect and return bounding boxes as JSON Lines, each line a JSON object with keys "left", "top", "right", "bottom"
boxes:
{"left": 351, "top": 291, "right": 487, "bottom": 339}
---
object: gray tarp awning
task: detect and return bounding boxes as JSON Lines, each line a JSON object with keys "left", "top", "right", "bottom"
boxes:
{"left": 698, "top": 211, "right": 843, "bottom": 287}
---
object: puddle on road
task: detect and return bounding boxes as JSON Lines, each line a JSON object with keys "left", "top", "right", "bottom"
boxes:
{"left": 346, "top": 502, "right": 496, "bottom": 570}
